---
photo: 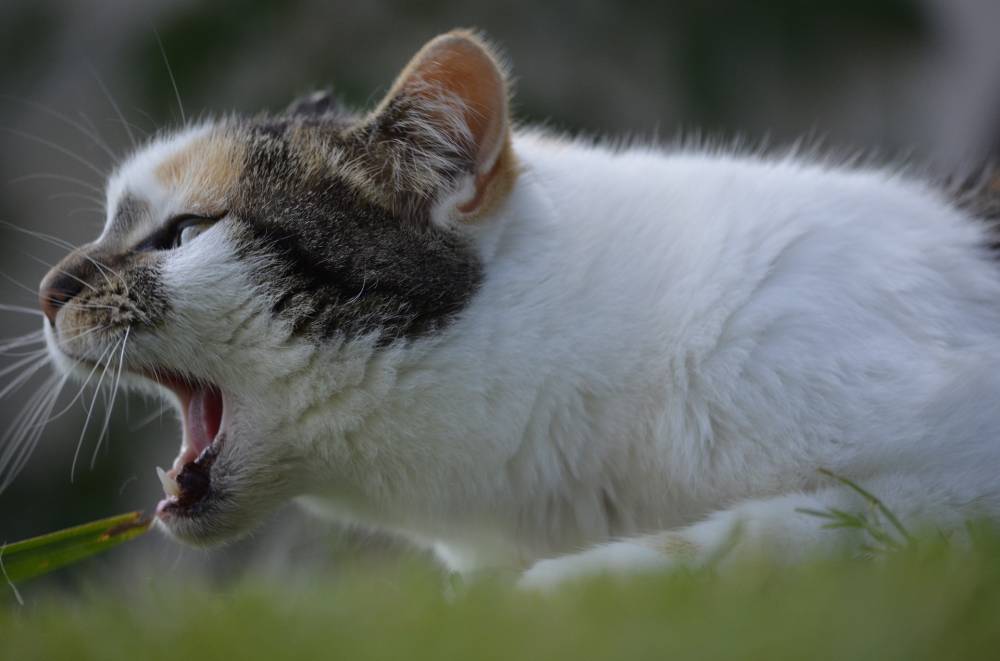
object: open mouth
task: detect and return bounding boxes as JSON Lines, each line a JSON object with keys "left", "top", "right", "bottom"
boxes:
{"left": 150, "top": 373, "right": 225, "bottom": 518}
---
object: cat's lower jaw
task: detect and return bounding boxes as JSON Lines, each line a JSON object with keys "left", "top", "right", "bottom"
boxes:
{"left": 148, "top": 373, "right": 223, "bottom": 510}
{"left": 156, "top": 434, "right": 222, "bottom": 518}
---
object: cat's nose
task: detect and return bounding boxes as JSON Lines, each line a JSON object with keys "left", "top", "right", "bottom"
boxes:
{"left": 39, "top": 270, "right": 85, "bottom": 326}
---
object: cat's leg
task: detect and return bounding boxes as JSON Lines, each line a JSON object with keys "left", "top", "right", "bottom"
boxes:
{"left": 518, "top": 472, "right": 993, "bottom": 590}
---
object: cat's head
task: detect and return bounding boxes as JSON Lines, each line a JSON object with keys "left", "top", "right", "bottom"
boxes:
{"left": 38, "top": 30, "right": 517, "bottom": 544}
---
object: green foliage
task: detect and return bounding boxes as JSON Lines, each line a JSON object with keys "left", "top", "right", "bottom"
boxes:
{"left": 1, "top": 511, "right": 150, "bottom": 585}
{"left": 797, "top": 468, "right": 916, "bottom": 555}
{"left": 3, "top": 532, "right": 1000, "bottom": 660}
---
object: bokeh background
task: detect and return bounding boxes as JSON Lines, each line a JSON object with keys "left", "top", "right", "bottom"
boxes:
{"left": 2, "top": 0, "right": 1000, "bottom": 588}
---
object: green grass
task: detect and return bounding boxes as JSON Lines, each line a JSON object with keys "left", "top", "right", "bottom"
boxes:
{"left": 3, "top": 534, "right": 999, "bottom": 660}
{"left": 1, "top": 511, "right": 150, "bottom": 586}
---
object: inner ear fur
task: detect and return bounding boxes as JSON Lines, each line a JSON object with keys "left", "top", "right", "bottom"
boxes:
{"left": 349, "top": 29, "right": 517, "bottom": 222}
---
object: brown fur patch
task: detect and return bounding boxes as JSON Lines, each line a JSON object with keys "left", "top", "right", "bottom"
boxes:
{"left": 155, "top": 131, "right": 246, "bottom": 213}
{"left": 286, "top": 123, "right": 345, "bottom": 180}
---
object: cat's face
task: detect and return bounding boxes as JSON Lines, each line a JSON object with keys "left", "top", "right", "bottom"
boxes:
{"left": 38, "top": 31, "right": 514, "bottom": 544}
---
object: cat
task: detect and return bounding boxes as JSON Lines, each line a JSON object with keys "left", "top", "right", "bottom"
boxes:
{"left": 28, "top": 29, "right": 1000, "bottom": 589}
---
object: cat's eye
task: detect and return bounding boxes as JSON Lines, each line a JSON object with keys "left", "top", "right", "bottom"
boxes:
{"left": 176, "top": 222, "right": 210, "bottom": 248}
{"left": 134, "top": 213, "right": 225, "bottom": 253}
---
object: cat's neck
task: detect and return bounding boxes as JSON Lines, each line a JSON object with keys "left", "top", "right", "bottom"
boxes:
{"left": 288, "top": 135, "right": 683, "bottom": 563}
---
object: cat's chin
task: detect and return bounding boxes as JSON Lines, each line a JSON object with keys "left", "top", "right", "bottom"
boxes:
{"left": 153, "top": 430, "right": 291, "bottom": 547}
{"left": 144, "top": 371, "right": 295, "bottom": 546}
{"left": 153, "top": 432, "right": 242, "bottom": 547}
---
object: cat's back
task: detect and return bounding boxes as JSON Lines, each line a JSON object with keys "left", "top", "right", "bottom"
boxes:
{"left": 491, "top": 132, "right": 1000, "bottom": 482}
{"left": 509, "top": 132, "right": 1000, "bottom": 348}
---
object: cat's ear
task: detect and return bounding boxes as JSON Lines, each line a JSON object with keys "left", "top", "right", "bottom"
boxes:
{"left": 346, "top": 30, "right": 516, "bottom": 224}
{"left": 286, "top": 89, "right": 348, "bottom": 118}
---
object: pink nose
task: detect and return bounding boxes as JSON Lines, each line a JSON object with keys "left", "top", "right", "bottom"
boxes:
{"left": 39, "top": 273, "right": 84, "bottom": 325}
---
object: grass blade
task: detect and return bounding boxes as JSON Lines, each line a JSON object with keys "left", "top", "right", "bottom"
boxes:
{"left": 817, "top": 468, "right": 915, "bottom": 546}
{"left": 1, "top": 511, "right": 151, "bottom": 584}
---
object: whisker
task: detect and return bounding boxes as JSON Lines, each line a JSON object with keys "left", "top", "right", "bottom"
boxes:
{"left": 0, "top": 388, "right": 48, "bottom": 489}
{"left": 0, "top": 303, "right": 43, "bottom": 317}
{"left": 21, "top": 253, "right": 99, "bottom": 293}
{"left": 0, "top": 270, "right": 120, "bottom": 312}
{"left": 0, "top": 351, "right": 48, "bottom": 379}
{"left": 0, "top": 219, "right": 80, "bottom": 251}
{"left": 89, "top": 67, "right": 136, "bottom": 150}
{"left": 0, "top": 372, "right": 64, "bottom": 494}
{"left": 48, "top": 191, "right": 105, "bottom": 206}
{"left": 0, "top": 128, "right": 106, "bottom": 179}
{"left": 130, "top": 401, "right": 173, "bottom": 432}
{"left": 0, "top": 342, "right": 45, "bottom": 358}
{"left": 106, "top": 116, "right": 150, "bottom": 141}
{"left": 1, "top": 328, "right": 44, "bottom": 337}
{"left": 0, "top": 221, "right": 123, "bottom": 291}
{"left": 0, "top": 354, "right": 50, "bottom": 400}
{"left": 8, "top": 172, "right": 104, "bottom": 195}
{"left": 0, "top": 95, "right": 118, "bottom": 162}
{"left": 78, "top": 112, "right": 116, "bottom": 154}
{"left": 71, "top": 336, "right": 121, "bottom": 482}
{"left": 68, "top": 208, "right": 106, "bottom": 219}
{"left": 129, "top": 106, "right": 160, "bottom": 136}
{"left": 43, "top": 337, "right": 114, "bottom": 424}
{"left": 154, "top": 28, "right": 186, "bottom": 125}
{"left": 90, "top": 326, "right": 130, "bottom": 469}
{"left": 0, "top": 346, "right": 47, "bottom": 358}
{"left": 6, "top": 374, "right": 67, "bottom": 492}
{"left": 59, "top": 322, "right": 112, "bottom": 345}
{"left": 0, "top": 329, "right": 44, "bottom": 355}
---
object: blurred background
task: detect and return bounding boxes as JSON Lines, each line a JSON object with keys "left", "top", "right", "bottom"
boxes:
{"left": 2, "top": 0, "right": 1000, "bottom": 590}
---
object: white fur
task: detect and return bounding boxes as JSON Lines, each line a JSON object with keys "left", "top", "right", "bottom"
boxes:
{"left": 296, "top": 132, "right": 1000, "bottom": 584}
{"left": 79, "top": 126, "right": 1000, "bottom": 585}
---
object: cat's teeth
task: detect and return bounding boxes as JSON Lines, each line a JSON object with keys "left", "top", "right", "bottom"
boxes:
{"left": 156, "top": 466, "right": 181, "bottom": 498}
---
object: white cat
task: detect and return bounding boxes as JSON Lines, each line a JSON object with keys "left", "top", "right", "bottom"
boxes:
{"left": 28, "top": 30, "right": 1000, "bottom": 589}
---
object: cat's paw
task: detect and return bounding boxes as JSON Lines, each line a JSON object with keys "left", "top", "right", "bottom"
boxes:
{"left": 517, "top": 540, "right": 676, "bottom": 591}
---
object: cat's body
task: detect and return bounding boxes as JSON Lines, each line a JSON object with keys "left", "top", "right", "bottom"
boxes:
{"left": 303, "top": 133, "right": 1000, "bottom": 577}
{"left": 30, "top": 31, "right": 1000, "bottom": 587}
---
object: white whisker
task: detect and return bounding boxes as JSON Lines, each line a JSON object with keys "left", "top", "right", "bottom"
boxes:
{"left": 44, "top": 338, "right": 113, "bottom": 424}
{"left": 0, "top": 372, "right": 64, "bottom": 493}
{"left": 130, "top": 401, "right": 173, "bottom": 432}
{"left": 90, "top": 67, "right": 137, "bottom": 149}
{"left": 48, "top": 191, "right": 105, "bottom": 206}
{"left": 70, "top": 336, "right": 121, "bottom": 482}
{"left": 2, "top": 276, "right": 123, "bottom": 314}
{"left": 90, "top": 326, "right": 130, "bottom": 468}
{"left": 0, "top": 348, "right": 48, "bottom": 357}
{"left": 0, "top": 94, "right": 118, "bottom": 162}
{"left": 0, "top": 351, "right": 48, "bottom": 380}
{"left": 0, "top": 355, "right": 50, "bottom": 401}
{"left": 22, "top": 253, "right": 99, "bottom": 294}
{"left": 0, "top": 304, "right": 43, "bottom": 317}
{"left": 0, "top": 329, "right": 45, "bottom": 353}
{"left": 67, "top": 208, "right": 106, "bottom": 219}
{"left": 59, "top": 323, "right": 112, "bottom": 345}
{"left": 154, "top": 28, "right": 186, "bottom": 125}
{"left": 0, "top": 221, "right": 124, "bottom": 291}
{"left": 4, "top": 373, "right": 67, "bottom": 492}
{"left": 0, "top": 127, "right": 106, "bottom": 178}
{"left": 0, "top": 268, "right": 119, "bottom": 311}
{"left": 8, "top": 172, "right": 104, "bottom": 195}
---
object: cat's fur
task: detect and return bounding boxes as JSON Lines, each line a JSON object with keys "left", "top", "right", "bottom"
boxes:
{"left": 37, "top": 30, "right": 1000, "bottom": 588}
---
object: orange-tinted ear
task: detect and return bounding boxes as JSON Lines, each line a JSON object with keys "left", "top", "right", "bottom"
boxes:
{"left": 348, "top": 30, "right": 516, "bottom": 222}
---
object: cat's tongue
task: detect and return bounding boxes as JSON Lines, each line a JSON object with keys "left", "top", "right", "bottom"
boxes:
{"left": 176, "top": 386, "right": 223, "bottom": 472}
